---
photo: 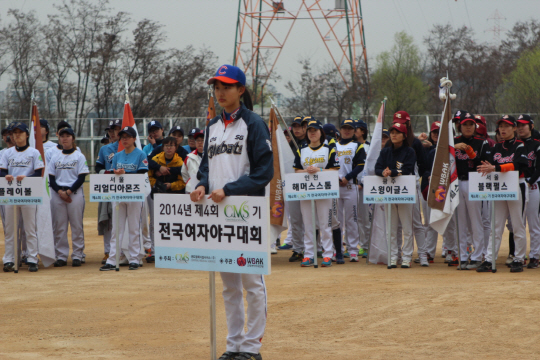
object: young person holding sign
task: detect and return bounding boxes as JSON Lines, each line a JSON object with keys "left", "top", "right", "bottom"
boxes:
{"left": 0, "top": 123, "right": 44, "bottom": 272}
{"left": 48, "top": 127, "right": 89, "bottom": 267}
{"left": 477, "top": 115, "right": 528, "bottom": 273}
{"left": 190, "top": 65, "right": 273, "bottom": 360}
{"left": 293, "top": 119, "right": 340, "bottom": 268}
{"left": 100, "top": 126, "right": 148, "bottom": 272}
{"left": 375, "top": 123, "right": 417, "bottom": 268}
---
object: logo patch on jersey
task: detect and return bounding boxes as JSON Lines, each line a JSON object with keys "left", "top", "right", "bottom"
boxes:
{"left": 303, "top": 157, "right": 324, "bottom": 166}
{"left": 266, "top": 139, "right": 272, "bottom": 151}
{"left": 107, "top": 153, "right": 115, "bottom": 163}
{"left": 396, "top": 161, "right": 403, "bottom": 169}
{"left": 207, "top": 141, "right": 243, "bottom": 159}
{"left": 8, "top": 157, "right": 32, "bottom": 167}
{"left": 117, "top": 163, "right": 137, "bottom": 171}
{"left": 337, "top": 150, "right": 352, "bottom": 157}
{"left": 55, "top": 160, "right": 78, "bottom": 169}
{"left": 142, "top": 159, "right": 148, "bottom": 166}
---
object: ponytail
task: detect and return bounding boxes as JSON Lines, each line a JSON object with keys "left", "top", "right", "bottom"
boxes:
{"left": 241, "top": 86, "right": 253, "bottom": 111}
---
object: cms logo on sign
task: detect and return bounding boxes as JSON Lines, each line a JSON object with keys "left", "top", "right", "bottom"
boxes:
{"left": 224, "top": 201, "right": 249, "bottom": 222}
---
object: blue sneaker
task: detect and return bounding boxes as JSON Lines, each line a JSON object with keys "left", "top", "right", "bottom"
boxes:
{"left": 301, "top": 257, "right": 314, "bottom": 267}
{"left": 343, "top": 252, "right": 350, "bottom": 258}
{"left": 336, "top": 253, "right": 345, "bottom": 264}
{"left": 278, "top": 244, "right": 293, "bottom": 250}
{"left": 321, "top": 257, "right": 332, "bottom": 267}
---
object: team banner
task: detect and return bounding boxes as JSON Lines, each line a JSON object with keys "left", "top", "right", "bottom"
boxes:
{"left": 0, "top": 177, "right": 44, "bottom": 204}
{"left": 154, "top": 194, "right": 270, "bottom": 275}
{"left": 89, "top": 174, "right": 147, "bottom": 202}
{"left": 468, "top": 171, "right": 519, "bottom": 201}
{"left": 363, "top": 175, "right": 416, "bottom": 203}
{"left": 268, "top": 108, "right": 285, "bottom": 227}
{"left": 283, "top": 171, "right": 340, "bottom": 201}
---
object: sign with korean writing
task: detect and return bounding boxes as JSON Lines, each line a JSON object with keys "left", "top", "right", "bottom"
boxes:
{"left": 0, "top": 177, "right": 44, "bottom": 204}
{"left": 283, "top": 171, "right": 339, "bottom": 201}
{"left": 89, "top": 174, "right": 147, "bottom": 202}
{"left": 154, "top": 194, "right": 270, "bottom": 275}
{"left": 363, "top": 175, "right": 416, "bottom": 203}
{"left": 469, "top": 171, "right": 519, "bottom": 201}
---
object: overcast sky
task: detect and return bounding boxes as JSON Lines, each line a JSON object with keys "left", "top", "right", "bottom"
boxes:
{"left": 1, "top": 0, "right": 539, "bottom": 95}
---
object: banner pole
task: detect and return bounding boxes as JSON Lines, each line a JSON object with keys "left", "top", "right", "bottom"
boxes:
{"left": 13, "top": 205, "right": 18, "bottom": 274}
{"left": 311, "top": 199, "right": 318, "bottom": 268}
{"left": 366, "top": 203, "right": 375, "bottom": 265}
{"left": 209, "top": 271, "right": 217, "bottom": 359}
{"left": 455, "top": 212, "right": 462, "bottom": 269}
{"left": 386, "top": 203, "right": 392, "bottom": 269}
{"left": 491, "top": 201, "right": 497, "bottom": 273}
{"left": 115, "top": 202, "right": 120, "bottom": 271}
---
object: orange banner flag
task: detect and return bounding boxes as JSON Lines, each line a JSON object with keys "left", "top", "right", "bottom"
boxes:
{"left": 31, "top": 105, "right": 45, "bottom": 174}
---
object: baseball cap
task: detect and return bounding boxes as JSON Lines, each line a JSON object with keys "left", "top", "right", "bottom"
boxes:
{"left": 188, "top": 127, "right": 201, "bottom": 137}
{"left": 12, "top": 122, "right": 29, "bottom": 134}
{"left": 147, "top": 120, "right": 163, "bottom": 132}
{"left": 382, "top": 128, "right": 390, "bottom": 138}
{"left": 39, "top": 119, "right": 49, "bottom": 130}
{"left": 355, "top": 120, "right": 368, "bottom": 129}
{"left": 118, "top": 126, "right": 137, "bottom": 138}
{"left": 302, "top": 116, "right": 315, "bottom": 125}
{"left": 476, "top": 123, "right": 487, "bottom": 137}
{"left": 474, "top": 115, "right": 487, "bottom": 126}
{"left": 389, "top": 122, "right": 407, "bottom": 136}
{"left": 58, "top": 127, "right": 75, "bottom": 137}
{"left": 393, "top": 111, "right": 410, "bottom": 124}
{"left": 106, "top": 119, "right": 122, "bottom": 130}
{"left": 57, "top": 120, "right": 72, "bottom": 131}
{"left": 517, "top": 114, "right": 533, "bottom": 125}
{"left": 497, "top": 115, "right": 517, "bottom": 127}
{"left": 1, "top": 126, "right": 9, "bottom": 135}
{"left": 460, "top": 112, "right": 476, "bottom": 125}
{"left": 322, "top": 123, "right": 338, "bottom": 138}
{"left": 292, "top": 116, "right": 303, "bottom": 126}
{"left": 306, "top": 120, "right": 323, "bottom": 131}
{"left": 100, "top": 133, "right": 110, "bottom": 144}
{"left": 193, "top": 129, "right": 205, "bottom": 139}
{"left": 430, "top": 121, "right": 441, "bottom": 132}
{"left": 452, "top": 110, "right": 468, "bottom": 123}
{"left": 207, "top": 64, "right": 246, "bottom": 86}
{"left": 169, "top": 125, "right": 184, "bottom": 136}
{"left": 340, "top": 118, "right": 355, "bottom": 129}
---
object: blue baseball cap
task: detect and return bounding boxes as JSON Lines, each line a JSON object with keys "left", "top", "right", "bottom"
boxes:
{"left": 382, "top": 128, "right": 390, "bottom": 137}
{"left": 322, "top": 123, "right": 338, "bottom": 138}
{"left": 58, "top": 127, "right": 75, "bottom": 137}
{"left": 39, "top": 119, "right": 50, "bottom": 130}
{"left": 207, "top": 64, "right": 246, "bottom": 86}
{"left": 340, "top": 118, "right": 355, "bottom": 129}
{"left": 169, "top": 125, "right": 184, "bottom": 136}
{"left": 13, "top": 122, "right": 29, "bottom": 134}
{"left": 147, "top": 120, "right": 163, "bottom": 132}
{"left": 292, "top": 116, "right": 304, "bottom": 126}
{"left": 355, "top": 120, "right": 368, "bottom": 129}
{"left": 118, "top": 126, "right": 137, "bottom": 138}
{"left": 306, "top": 120, "right": 323, "bottom": 131}
{"left": 188, "top": 127, "right": 201, "bottom": 137}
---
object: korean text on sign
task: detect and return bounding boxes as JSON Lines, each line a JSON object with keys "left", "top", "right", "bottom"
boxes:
{"left": 468, "top": 171, "right": 519, "bottom": 201}
{"left": 154, "top": 194, "right": 270, "bottom": 275}
{"left": 363, "top": 175, "right": 417, "bottom": 204}
{"left": 0, "top": 177, "right": 43, "bottom": 205}
{"left": 89, "top": 174, "right": 147, "bottom": 202}
{"left": 284, "top": 171, "right": 340, "bottom": 201}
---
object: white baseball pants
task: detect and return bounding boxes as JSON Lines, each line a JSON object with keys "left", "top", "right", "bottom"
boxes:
{"left": 3, "top": 205, "right": 38, "bottom": 264}
{"left": 106, "top": 201, "right": 144, "bottom": 265}
{"left": 412, "top": 183, "right": 427, "bottom": 257}
{"left": 457, "top": 181, "right": 484, "bottom": 262}
{"left": 300, "top": 199, "right": 334, "bottom": 259}
{"left": 390, "top": 203, "right": 414, "bottom": 261}
{"left": 338, "top": 183, "right": 359, "bottom": 256}
{"left": 481, "top": 201, "right": 491, "bottom": 256}
{"left": 50, "top": 190, "right": 86, "bottom": 261}
{"left": 286, "top": 200, "right": 305, "bottom": 254}
{"left": 357, "top": 187, "right": 372, "bottom": 250}
{"left": 526, "top": 184, "right": 540, "bottom": 259}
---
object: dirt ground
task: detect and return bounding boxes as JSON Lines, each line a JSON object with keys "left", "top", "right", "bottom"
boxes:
{"left": 1, "top": 184, "right": 540, "bottom": 359}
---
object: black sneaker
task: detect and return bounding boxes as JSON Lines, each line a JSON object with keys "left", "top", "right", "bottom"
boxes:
{"left": 476, "top": 261, "right": 493, "bottom": 272}
{"left": 3, "top": 262, "right": 14, "bottom": 272}
{"left": 146, "top": 255, "right": 155, "bottom": 263}
{"left": 510, "top": 261, "right": 524, "bottom": 273}
{"left": 54, "top": 259, "right": 67, "bottom": 267}
{"left": 218, "top": 351, "right": 239, "bottom": 360}
{"left": 100, "top": 264, "right": 116, "bottom": 271}
{"left": 527, "top": 258, "right": 539, "bottom": 269}
{"left": 234, "top": 353, "right": 262, "bottom": 360}
{"left": 72, "top": 259, "right": 82, "bottom": 267}
{"left": 448, "top": 259, "right": 459, "bottom": 267}
{"left": 128, "top": 263, "right": 139, "bottom": 270}
{"left": 288, "top": 251, "right": 303, "bottom": 262}
{"left": 28, "top": 262, "right": 38, "bottom": 272}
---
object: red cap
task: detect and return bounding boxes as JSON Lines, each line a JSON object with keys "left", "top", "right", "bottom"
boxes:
{"left": 460, "top": 112, "right": 476, "bottom": 125}
{"left": 474, "top": 115, "right": 486, "bottom": 126}
{"left": 389, "top": 122, "right": 408, "bottom": 136}
{"left": 430, "top": 121, "right": 441, "bottom": 132}
{"left": 393, "top": 111, "right": 410, "bottom": 124}
{"left": 476, "top": 123, "right": 487, "bottom": 137}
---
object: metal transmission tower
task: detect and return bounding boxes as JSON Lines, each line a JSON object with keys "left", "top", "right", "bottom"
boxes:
{"left": 233, "top": 0, "right": 369, "bottom": 112}
{"left": 486, "top": 9, "right": 506, "bottom": 44}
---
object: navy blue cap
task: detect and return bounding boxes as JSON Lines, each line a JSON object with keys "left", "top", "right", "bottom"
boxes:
{"left": 57, "top": 120, "right": 72, "bottom": 131}
{"left": 188, "top": 127, "right": 201, "bottom": 137}
{"left": 106, "top": 119, "right": 122, "bottom": 130}
{"left": 58, "top": 127, "right": 75, "bottom": 136}
{"left": 118, "top": 126, "right": 137, "bottom": 138}
{"left": 292, "top": 116, "right": 303, "bottom": 126}
{"left": 1, "top": 127, "right": 9, "bottom": 135}
{"left": 340, "top": 118, "right": 356, "bottom": 128}
{"left": 39, "top": 119, "right": 49, "bottom": 130}
{"left": 207, "top": 64, "right": 246, "bottom": 86}
{"left": 306, "top": 119, "right": 323, "bottom": 131}
{"left": 382, "top": 128, "right": 390, "bottom": 137}
{"left": 302, "top": 116, "right": 316, "bottom": 124}
{"left": 355, "top": 120, "right": 368, "bottom": 129}
{"left": 101, "top": 133, "right": 110, "bottom": 144}
{"left": 13, "top": 122, "right": 29, "bottom": 134}
{"left": 322, "top": 123, "right": 337, "bottom": 138}
{"left": 169, "top": 126, "right": 184, "bottom": 136}
{"left": 147, "top": 120, "right": 163, "bottom": 132}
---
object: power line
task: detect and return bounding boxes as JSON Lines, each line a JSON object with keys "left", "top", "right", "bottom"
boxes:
{"left": 446, "top": 0, "right": 455, "bottom": 28}
{"left": 392, "top": 0, "right": 412, "bottom": 34}
{"left": 463, "top": 0, "right": 473, "bottom": 29}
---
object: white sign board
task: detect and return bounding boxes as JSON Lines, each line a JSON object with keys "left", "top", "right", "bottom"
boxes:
{"left": 469, "top": 171, "right": 519, "bottom": 201}
{"left": 89, "top": 174, "right": 147, "bottom": 202}
{"left": 0, "top": 177, "right": 44, "bottom": 205}
{"left": 283, "top": 171, "right": 339, "bottom": 201}
{"left": 154, "top": 194, "right": 270, "bottom": 275}
{"left": 363, "top": 175, "right": 416, "bottom": 203}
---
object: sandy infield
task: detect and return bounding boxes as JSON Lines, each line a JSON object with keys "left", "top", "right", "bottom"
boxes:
{"left": 1, "top": 184, "right": 539, "bottom": 359}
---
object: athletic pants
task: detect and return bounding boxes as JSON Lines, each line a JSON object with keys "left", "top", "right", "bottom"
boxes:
{"left": 286, "top": 200, "right": 305, "bottom": 254}
{"left": 481, "top": 201, "right": 491, "bottom": 257}
{"left": 103, "top": 220, "right": 112, "bottom": 253}
{"left": 390, "top": 203, "right": 414, "bottom": 262}
{"left": 457, "top": 180, "right": 484, "bottom": 262}
{"left": 486, "top": 183, "right": 527, "bottom": 263}
{"left": 338, "top": 183, "right": 359, "bottom": 256}
{"left": 300, "top": 199, "right": 333, "bottom": 259}
{"left": 106, "top": 201, "right": 144, "bottom": 265}
{"left": 282, "top": 201, "right": 293, "bottom": 246}
{"left": 413, "top": 184, "right": 427, "bottom": 257}
{"left": 51, "top": 190, "right": 86, "bottom": 261}
{"left": 3, "top": 205, "right": 38, "bottom": 264}
{"left": 146, "top": 195, "right": 154, "bottom": 251}
{"left": 221, "top": 272, "right": 266, "bottom": 354}
{"left": 357, "top": 187, "right": 371, "bottom": 250}
{"left": 526, "top": 184, "right": 540, "bottom": 259}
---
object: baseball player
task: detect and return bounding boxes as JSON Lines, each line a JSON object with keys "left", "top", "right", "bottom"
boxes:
{"left": 336, "top": 118, "right": 366, "bottom": 262}
{"left": 48, "top": 127, "right": 89, "bottom": 267}
{"left": 142, "top": 120, "right": 164, "bottom": 156}
{"left": 190, "top": 64, "right": 273, "bottom": 360}
{"left": 354, "top": 119, "right": 371, "bottom": 257}
{"left": 95, "top": 119, "right": 122, "bottom": 264}
{"left": 375, "top": 123, "right": 417, "bottom": 268}
{"left": 184, "top": 127, "right": 200, "bottom": 153}
{"left": 0, "top": 122, "right": 44, "bottom": 272}
{"left": 39, "top": 119, "right": 57, "bottom": 152}
{"left": 100, "top": 126, "right": 148, "bottom": 271}
{"left": 181, "top": 130, "right": 204, "bottom": 193}
{"left": 293, "top": 119, "right": 340, "bottom": 268}
{"left": 477, "top": 115, "right": 528, "bottom": 273}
